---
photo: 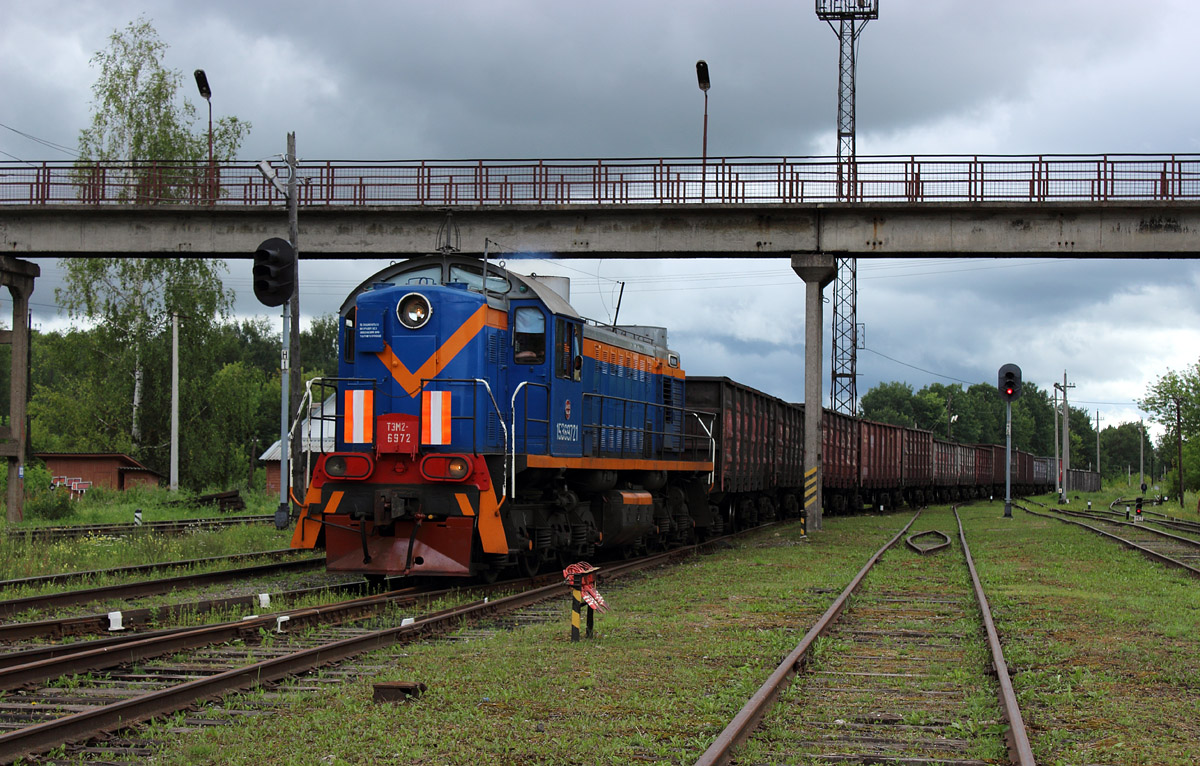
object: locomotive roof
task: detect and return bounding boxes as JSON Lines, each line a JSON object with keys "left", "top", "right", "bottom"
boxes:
{"left": 339, "top": 253, "right": 580, "bottom": 319}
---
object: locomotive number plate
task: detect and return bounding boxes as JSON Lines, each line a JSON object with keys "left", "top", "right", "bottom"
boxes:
{"left": 378, "top": 414, "right": 419, "bottom": 455}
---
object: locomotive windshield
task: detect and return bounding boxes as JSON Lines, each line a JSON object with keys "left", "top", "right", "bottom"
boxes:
{"left": 449, "top": 264, "right": 510, "bottom": 293}
{"left": 399, "top": 265, "right": 441, "bottom": 285}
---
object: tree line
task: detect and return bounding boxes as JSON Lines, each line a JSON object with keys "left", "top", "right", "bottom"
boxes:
{"left": 0, "top": 312, "right": 338, "bottom": 491}
{"left": 859, "top": 378, "right": 1171, "bottom": 490}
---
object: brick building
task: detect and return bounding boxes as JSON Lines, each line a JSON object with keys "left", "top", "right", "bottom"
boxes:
{"left": 36, "top": 453, "right": 163, "bottom": 492}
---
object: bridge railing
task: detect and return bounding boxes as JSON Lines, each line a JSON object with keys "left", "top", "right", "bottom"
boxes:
{"left": 2, "top": 155, "right": 1199, "bottom": 206}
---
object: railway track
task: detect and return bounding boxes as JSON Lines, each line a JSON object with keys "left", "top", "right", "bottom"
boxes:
{"left": 1022, "top": 501, "right": 1200, "bottom": 575}
{"left": 0, "top": 577, "right": 368, "bottom": 650}
{"left": 1105, "top": 498, "right": 1200, "bottom": 536}
{"left": 0, "top": 527, "right": 751, "bottom": 763}
{"left": 696, "top": 508, "right": 1034, "bottom": 766}
{"left": 0, "top": 552, "right": 326, "bottom": 621}
{"left": 5, "top": 515, "right": 274, "bottom": 543}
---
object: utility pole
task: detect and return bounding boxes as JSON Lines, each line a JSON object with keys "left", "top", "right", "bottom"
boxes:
{"left": 1139, "top": 418, "right": 1145, "bottom": 493}
{"left": 1052, "top": 387, "right": 1060, "bottom": 497}
{"left": 1174, "top": 396, "right": 1184, "bottom": 509}
{"left": 816, "top": 0, "right": 878, "bottom": 418}
{"left": 170, "top": 312, "right": 179, "bottom": 491}
{"left": 1095, "top": 410, "right": 1101, "bottom": 477}
{"left": 287, "top": 132, "right": 304, "bottom": 508}
{"left": 1055, "top": 372, "right": 1075, "bottom": 502}
{"left": 254, "top": 138, "right": 300, "bottom": 530}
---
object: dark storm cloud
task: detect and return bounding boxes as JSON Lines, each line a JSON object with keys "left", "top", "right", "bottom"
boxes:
{"left": 4, "top": 0, "right": 1199, "bottom": 435}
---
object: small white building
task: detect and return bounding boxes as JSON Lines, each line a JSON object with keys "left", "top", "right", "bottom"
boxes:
{"left": 260, "top": 395, "right": 338, "bottom": 495}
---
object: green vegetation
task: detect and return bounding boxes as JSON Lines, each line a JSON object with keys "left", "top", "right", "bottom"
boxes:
{"left": 966, "top": 497, "right": 1200, "bottom": 765}
{"left": 0, "top": 17, "right": 336, "bottom": 503}
{"left": 860, "top": 379, "right": 1156, "bottom": 482}
{"left": 101, "top": 500, "right": 1196, "bottom": 766}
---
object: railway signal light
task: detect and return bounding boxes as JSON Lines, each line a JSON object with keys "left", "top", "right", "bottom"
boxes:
{"left": 998, "top": 363, "right": 1022, "bottom": 402}
{"left": 253, "top": 237, "right": 296, "bottom": 307}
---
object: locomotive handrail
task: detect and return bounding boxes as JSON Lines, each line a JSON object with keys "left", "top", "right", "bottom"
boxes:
{"left": 471, "top": 378, "right": 509, "bottom": 504}
{"left": 420, "top": 377, "right": 511, "bottom": 504}
{"left": 509, "top": 381, "right": 550, "bottom": 500}
{"left": 288, "top": 376, "right": 376, "bottom": 502}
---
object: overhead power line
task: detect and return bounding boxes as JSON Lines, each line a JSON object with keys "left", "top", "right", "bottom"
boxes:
{"left": 0, "top": 122, "right": 79, "bottom": 158}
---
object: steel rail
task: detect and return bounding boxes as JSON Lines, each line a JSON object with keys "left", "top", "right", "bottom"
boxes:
{"left": 0, "top": 557, "right": 324, "bottom": 618}
{"left": 1103, "top": 499, "right": 1200, "bottom": 535}
{"left": 6, "top": 515, "right": 274, "bottom": 542}
{"left": 1021, "top": 505, "right": 1200, "bottom": 577}
{"left": 1057, "top": 506, "right": 1200, "bottom": 541}
{"left": 0, "top": 525, "right": 732, "bottom": 764}
{"left": 0, "top": 548, "right": 307, "bottom": 592}
{"left": 0, "top": 580, "right": 375, "bottom": 663}
{"left": 954, "top": 508, "right": 1037, "bottom": 766}
{"left": 0, "top": 581, "right": 438, "bottom": 690}
{"left": 0, "top": 580, "right": 366, "bottom": 644}
{"left": 904, "top": 528, "right": 951, "bottom": 554}
{"left": 693, "top": 511, "right": 919, "bottom": 766}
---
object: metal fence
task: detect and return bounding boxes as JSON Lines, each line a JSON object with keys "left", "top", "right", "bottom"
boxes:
{"left": 3, "top": 155, "right": 1199, "bottom": 206}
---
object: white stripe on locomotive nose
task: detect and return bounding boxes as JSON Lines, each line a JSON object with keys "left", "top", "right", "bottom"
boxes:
{"left": 350, "top": 389, "right": 367, "bottom": 442}
{"left": 430, "top": 391, "right": 446, "bottom": 444}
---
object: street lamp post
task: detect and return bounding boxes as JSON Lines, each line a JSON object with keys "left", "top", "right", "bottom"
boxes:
{"left": 193, "top": 69, "right": 213, "bottom": 202}
{"left": 696, "top": 60, "right": 710, "bottom": 203}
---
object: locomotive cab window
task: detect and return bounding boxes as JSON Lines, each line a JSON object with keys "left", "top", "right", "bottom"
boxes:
{"left": 513, "top": 307, "right": 545, "bottom": 364}
{"left": 400, "top": 265, "right": 442, "bottom": 286}
{"left": 555, "top": 319, "right": 582, "bottom": 381}
{"left": 449, "top": 265, "right": 510, "bottom": 294}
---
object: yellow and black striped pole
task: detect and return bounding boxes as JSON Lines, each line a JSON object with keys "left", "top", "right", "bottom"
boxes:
{"left": 803, "top": 465, "right": 819, "bottom": 538}
{"left": 570, "top": 578, "right": 583, "bottom": 642}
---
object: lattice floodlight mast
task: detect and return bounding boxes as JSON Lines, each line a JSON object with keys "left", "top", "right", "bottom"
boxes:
{"left": 816, "top": 0, "right": 877, "bottom": 416}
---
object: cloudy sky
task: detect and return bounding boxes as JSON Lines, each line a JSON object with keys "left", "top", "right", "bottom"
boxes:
{"left": 3, "top": 0, "right": 1199, "bottom": 439}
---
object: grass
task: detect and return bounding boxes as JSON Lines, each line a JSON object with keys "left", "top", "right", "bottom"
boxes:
{"left": 17, "top": 492, "right": 1200, "bottom": 765}
{"left": 964, "top": 494, "right": 1200, "bottom": 765}
{"left": 5, "top": 485, "right": 280, "bottom": 528}
{"left": 0, "top": 523, "right": 295, "bottom": 582}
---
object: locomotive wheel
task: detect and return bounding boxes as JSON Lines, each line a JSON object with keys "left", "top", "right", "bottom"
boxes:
{"left": 517, "top": 550, "right": 542, "bottom": 578}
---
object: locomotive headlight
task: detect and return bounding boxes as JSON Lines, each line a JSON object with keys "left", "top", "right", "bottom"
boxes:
{"left": 325, "top": 455, "right": 347, "bottom": 476}
{"left": 420, "top": 454, "right": 472, "bottom": 482}
{"left": 397, "top": 293, "right": 432, "bottom": 329}
{"left": 321, "top": 453, "right": 373, "bottom": 480}
{"left": 447, "top": 456, "right": 470, "bottom": 480}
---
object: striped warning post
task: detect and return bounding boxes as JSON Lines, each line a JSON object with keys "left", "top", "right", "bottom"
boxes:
{"left": 803, "top": 465, "right": 819, "bottom": 537}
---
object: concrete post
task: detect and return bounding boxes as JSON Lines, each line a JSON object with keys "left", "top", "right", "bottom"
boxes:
{"left": 792, "top": 254, "right": 837, "bottom": 531}
{"left": 0, "top": 257, "right": 40, "bottom": 523}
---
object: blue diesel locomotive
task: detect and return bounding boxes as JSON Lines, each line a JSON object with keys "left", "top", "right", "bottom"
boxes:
{"left": 289, "top": 253, "right": 1067, "bottom": 582}
{"left": 290, "top": 254, "right": 719, "bottom": 580}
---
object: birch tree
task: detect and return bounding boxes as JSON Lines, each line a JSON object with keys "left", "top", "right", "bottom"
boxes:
{"left": 61, "top": 16, "right": 246, "bottom": 448}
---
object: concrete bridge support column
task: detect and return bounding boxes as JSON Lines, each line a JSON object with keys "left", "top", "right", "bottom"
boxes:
{"left": 0, "top": 257, "right": 39, "bottom": 523}
{"left": 792, "top": 254, "right": 837, "bottom": 531}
